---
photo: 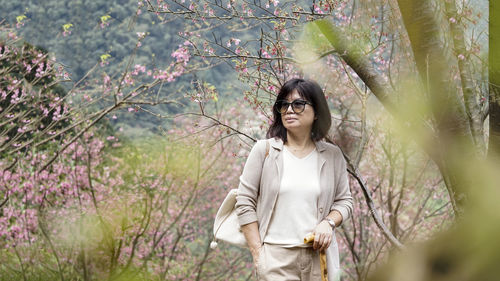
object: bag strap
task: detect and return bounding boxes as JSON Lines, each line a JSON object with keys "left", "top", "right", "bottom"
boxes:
{"left": 265, "top": 139, "right": 270, "bottom": 158}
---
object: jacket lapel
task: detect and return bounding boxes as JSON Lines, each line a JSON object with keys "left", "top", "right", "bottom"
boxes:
{"left": 316, "top": 141, "right": 329, "bottom": 220}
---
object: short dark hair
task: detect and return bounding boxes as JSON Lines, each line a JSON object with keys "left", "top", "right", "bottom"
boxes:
{"left": 266, "top": 78, "right": 331, "bottom": 142}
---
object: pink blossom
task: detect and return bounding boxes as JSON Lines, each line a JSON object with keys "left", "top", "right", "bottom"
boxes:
{"left": 8, "top": 32, "right": 18, "bottom": 40}
{"left": 261, "top": 50, "right": 271, "bottom": 58}
{"left": 103, "top": 74, "right": 111, "bottom": 85}
{"left": 171, "top": 46, "right": 190, "bottom": 65}
{"left": 132, "top": 64, "right": 146, "bottom": 75}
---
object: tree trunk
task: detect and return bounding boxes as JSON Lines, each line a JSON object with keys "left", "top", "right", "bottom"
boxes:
{"left": 395, "top": 0, "right": 475, "bottom": 211}
{"left": 444, "top": 0, "right": 486, "bottom": 155}
{"left": 397, "top": 0, "right": 468, "bottom": 133}
{"left": 314, "top": 0, "right": 474, "bottom": 213}
{"left": 490, "top": 0, "right": 500, "bottom": 160}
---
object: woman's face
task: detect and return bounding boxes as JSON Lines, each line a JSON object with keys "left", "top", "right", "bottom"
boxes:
{"left": 280, "top": 90, "right": 316, "bottom": 135}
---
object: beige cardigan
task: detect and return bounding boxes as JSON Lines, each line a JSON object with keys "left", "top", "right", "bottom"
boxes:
{"left": 236, "top": 138, "right": 353, "bottom": 280}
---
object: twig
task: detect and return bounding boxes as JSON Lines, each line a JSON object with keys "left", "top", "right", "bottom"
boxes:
{"left": 342, "top": 150, "right": 405, "bottom": 249}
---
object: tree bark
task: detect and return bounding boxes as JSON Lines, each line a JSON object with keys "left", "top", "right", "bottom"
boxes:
{"left": 391, "top": 0, "right": 475, "bottom": 211}
{"left": 490, "top": 0, "right": 500, "bottom": 160}
{"left": 396, "top": 0, "right": 467, "bottom": 132}
{"left": 444, "top": 0, "right": 485, "bottom": 155}
{"left": 313, "top": 20, "right": 398, "bottom": 116}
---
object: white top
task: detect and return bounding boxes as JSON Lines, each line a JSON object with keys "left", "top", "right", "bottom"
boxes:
{"left": 264, "top": 146, "right": 320, "bottom": 247}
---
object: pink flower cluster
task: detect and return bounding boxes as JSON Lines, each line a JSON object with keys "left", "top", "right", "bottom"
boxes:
{"left": 152, "top": 42, "right": 191, "bottom": 82}
{"left": 171, "top": 42, "right": 191, "bottom": 66}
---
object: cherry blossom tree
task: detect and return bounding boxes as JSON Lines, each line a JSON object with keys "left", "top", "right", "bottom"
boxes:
{"left": 1, "top": 24, "right": 253, "bottom": 280}
{"left": 140, "top": 0, "right": 495, "bottom": 280}
{"left": 2, "top": 0, "right": 497, "bottom": 280}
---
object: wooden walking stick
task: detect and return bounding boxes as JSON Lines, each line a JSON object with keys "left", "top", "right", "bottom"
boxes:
{"left": 304, "top": 233, "right": 328, "bottom": 281}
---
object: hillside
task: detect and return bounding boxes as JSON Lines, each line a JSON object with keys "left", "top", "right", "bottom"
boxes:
{"left": 0, "top": 0, "right": 240, "bottom": 137}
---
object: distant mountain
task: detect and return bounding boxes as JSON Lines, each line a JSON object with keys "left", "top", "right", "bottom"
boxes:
{"left": 0, "top": 0, "right": 239, "bottom": 137}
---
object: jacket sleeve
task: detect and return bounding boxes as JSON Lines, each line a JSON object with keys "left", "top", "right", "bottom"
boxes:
{"left": 330, "top": 148, "right": 353, "bottom": 225}
{"left": 235, "top": 140, "right": 267, "bottom": 226}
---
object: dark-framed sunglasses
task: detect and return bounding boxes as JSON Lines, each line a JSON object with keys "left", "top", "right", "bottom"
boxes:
{"left": 275, "top": 99, "right": 313, "bottom": 114}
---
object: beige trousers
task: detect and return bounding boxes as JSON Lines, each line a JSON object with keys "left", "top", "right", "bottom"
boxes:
{"left": 257, "top": 243, "right": 321, "bottom": 281}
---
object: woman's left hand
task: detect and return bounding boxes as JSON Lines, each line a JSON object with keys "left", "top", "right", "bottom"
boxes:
{"left": 312, "top": 220, "right": 333, "bottom": 251}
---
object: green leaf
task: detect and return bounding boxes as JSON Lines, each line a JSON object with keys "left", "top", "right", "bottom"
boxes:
{"left": 62, "top": 23, "right": 73, "bottom": 31}
{"left": 100, "top": 53, "right": 111, "bottom": 62}
{"left": 16, "top": 15, "right": 26, "bottom": 23}
{"left": 100, "top": 14, "right": 111, "bottom": 23}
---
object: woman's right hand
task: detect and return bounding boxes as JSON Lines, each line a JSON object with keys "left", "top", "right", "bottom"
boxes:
{"left": 251, "top": 245, "right": 262, "bottom": 268}
{"left": 240, "top": 222, "right": 262, "bottom": 269}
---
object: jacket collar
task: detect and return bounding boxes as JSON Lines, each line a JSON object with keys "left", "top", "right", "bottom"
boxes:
{"left": 269, "top": 137, "right": 327, "bottom": 153}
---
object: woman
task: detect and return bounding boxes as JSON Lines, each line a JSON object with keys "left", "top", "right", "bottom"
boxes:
{"left": 236, "top": 78, "right": 353, "bottom": 281}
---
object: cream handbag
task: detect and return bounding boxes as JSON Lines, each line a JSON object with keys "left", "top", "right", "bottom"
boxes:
{"left": 211, "top": 188, "right": 247, "bottom": 248}
{"left": 211, "top": 140, "right": 269, "bottom": 249}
